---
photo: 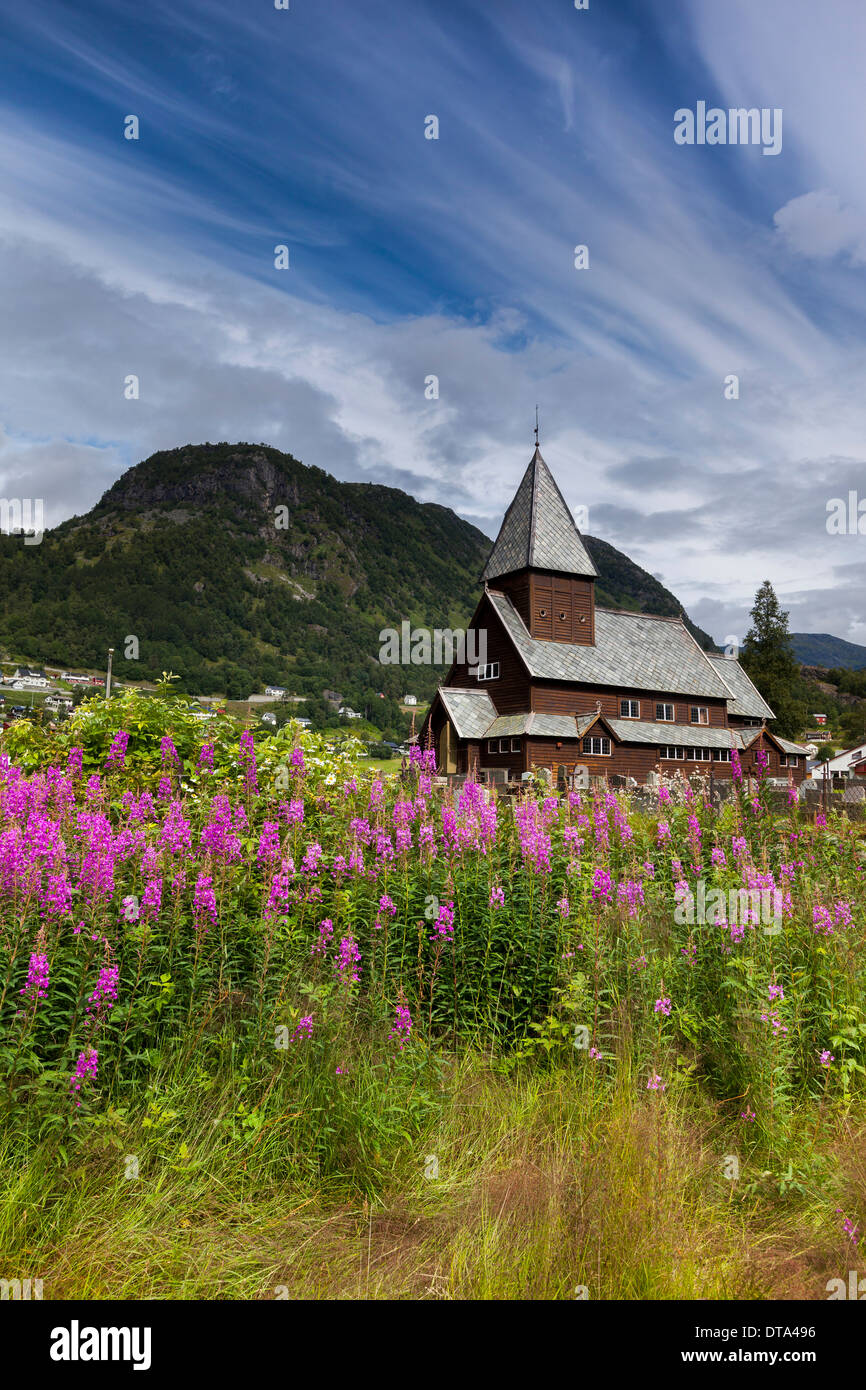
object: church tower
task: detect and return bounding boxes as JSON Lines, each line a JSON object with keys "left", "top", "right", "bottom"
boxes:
{"left": 481, "top": 443, "right": 596, "bottom": 645}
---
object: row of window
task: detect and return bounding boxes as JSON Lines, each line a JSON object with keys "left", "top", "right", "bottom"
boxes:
{"left": 621, "top": 699, "right": 709, "bottom": 724}
{"left": 482, "top": 736, "right": 798, "bottom": 767}
{"left": 660, "top": 746, "right": 730, "bottom": 761}
{"left": 487, "top": 737, "right": 521, "bottom": 753}
{"left": 477, "top": 673, "right": 715, "bottom": 730}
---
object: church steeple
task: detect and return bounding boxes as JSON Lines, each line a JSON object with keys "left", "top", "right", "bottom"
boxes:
{"left": 481, "top": 444, "right": 597, "bottom": 584}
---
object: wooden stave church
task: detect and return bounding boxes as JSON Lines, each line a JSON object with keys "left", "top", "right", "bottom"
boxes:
{"left": 421, "top": 444, "right": 808, "bottom": 787}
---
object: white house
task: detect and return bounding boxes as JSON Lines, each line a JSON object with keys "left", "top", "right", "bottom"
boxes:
{"left": 806, "top": 744, "right": 866, "bottom": 781}
{"left": 265, "top": 685, "right": 287, "bottom": 699}
{"left": 338, "top": 706, "right": 363, "bottom": 720}
{"left": 403, "top": 694, "right": 418, "bottom": 706}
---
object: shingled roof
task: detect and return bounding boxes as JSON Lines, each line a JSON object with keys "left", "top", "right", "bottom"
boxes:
{"left": 485, "top": 590, "right": 733, "bottom": 700}
{"left": 481, "top": 446, "right": 597, "bottom": 582}
{"left": 706, "top": 653, "right": 775, "bottom": 720}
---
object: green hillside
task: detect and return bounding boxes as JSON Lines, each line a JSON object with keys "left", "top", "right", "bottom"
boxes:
{"left": 0, "top": 441, "right": 717, "bottom": 705}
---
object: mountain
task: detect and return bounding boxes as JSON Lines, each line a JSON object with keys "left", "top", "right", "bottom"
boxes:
{"left": 0, "top": 442, "right": 715, "bottom": 705}
{"left": 790, "top": 632, "right": 866, "bottom": 671}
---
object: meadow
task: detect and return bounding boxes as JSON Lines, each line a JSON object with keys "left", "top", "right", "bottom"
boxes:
{"left": 0, "top": 690, "right": 863, "bottom": 1300}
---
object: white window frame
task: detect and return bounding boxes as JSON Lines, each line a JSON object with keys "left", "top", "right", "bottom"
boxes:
{"left": 712, "top": 748, "right": 732, "bottom": 762}
{"left": 690, "top": 706, "right": 709, "bottom": 725}
{"left": 477, "top": 662, "right": 500, "bottom": 682}
{"left": 582, "top": 736, "right": 611, "bottom": 756}
{"left": 510, "top": 737, "right": 521, "bottom": 753}
{"left": 620, "top": 699, "right": 639, "bottom": 719}
{"left": 656, "top": 703, "right": 675, "bottom": 722}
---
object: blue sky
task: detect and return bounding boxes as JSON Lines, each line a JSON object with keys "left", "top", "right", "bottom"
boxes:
{"left": 1, "top": 0, "right": 866, "bottom": 646}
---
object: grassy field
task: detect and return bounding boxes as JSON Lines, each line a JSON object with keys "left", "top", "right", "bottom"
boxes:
{"left": 0, "top": 693, "right": 863, "bottom": 1300}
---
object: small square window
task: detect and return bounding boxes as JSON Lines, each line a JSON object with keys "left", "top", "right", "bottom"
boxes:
{"left": 510, "top": 737, "right": 521, "bottom": 753}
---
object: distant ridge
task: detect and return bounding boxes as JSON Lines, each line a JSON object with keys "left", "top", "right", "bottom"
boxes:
{"left": 790, "top": 632, "right": 866, "bottom": 671}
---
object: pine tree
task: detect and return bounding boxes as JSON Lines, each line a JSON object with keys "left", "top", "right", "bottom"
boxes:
{"left": 741, "top": 580, "right": 804, "bottom": 738}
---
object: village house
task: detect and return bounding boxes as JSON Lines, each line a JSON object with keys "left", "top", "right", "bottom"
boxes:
{"left": 422, "top": 444, "right": 808, "bottom": 787}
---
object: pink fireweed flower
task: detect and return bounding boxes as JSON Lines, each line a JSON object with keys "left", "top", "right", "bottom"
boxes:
{"left": 588, "top": 1046, "right": 602, "bottom": 1061}
{"left": 731, "top": 748, "right": 743, "bottom": 783}
{"left": 284, "top": 798, "right": 305, "bottom": 825}
{"left": 156, "top": 775, "right": 172, "bottom": 800}
{"left": 312, "top": 918, "right": 335, "bottom": 955}
{"left": 197, "top": 744, "right": 214, "bottom": 772}
{"left": 301, "top": 842, "right": 323, "bottom": 876}
{"left": 819, "top": 1050, "right": 834, "bottom": 1067}
{"left": 141, "top": 877, "right": 163, "bottom": 917}
{"left": 41, "top": 873, "right": 73, "bottom": 921}
{"left": 289, "top": 745, "right": 305, "bottom": 772}
{"left": 67, "top": 746, "right": 84, "bottom": 777}
{"left": 291, "top": 1015, "right": 313, "bottom": 1042}
{"left": 70, "top": 1046, "right": 98, "bottom": 1106}
{"left": 768, "top": 982, "right": 785, "bottom": 1001}
{"left": 591, "top": 867, "right": 612, "bottom": 900}
{"left": 431, "top": 901, "right": 455, "bottom": 943}
{"left": 334, "top": 934, "right": 361, "bottom": 983}
{"left": 160, "top": 735, "right": 179, "bottom": 768}
{"left": 617, "top": 879, "right": 645, "bottom": 917}
{"left": 657, "top": 785, "right": 671, "bottom": 806}
{"left": 654, "top": 996, "right": 672, "bottom": 1016}
{"left": 389, "top": 1004, "right": 413, "bottom": 1050}
{"left": 159, "top": 801, "right": 192, "bottom": 856}
{"left": 815, "top": 812, "right": 827, "bottom": 828}
{"left": 556, "top": 896, "right": 570, "bottom": 918}
{"left": 378, "top": 894, "right": 397, "bottom": 917}
{"left": 104, "top": 730, "right": 129, "bottom": 770}
{"left": 264, "top": 862, "right": 294, "bottom": 919}
{"left": 646, "top": 1073, "right": 666, "bottom": 1092}
{"left": 837, "top": 1211, "right": 860, "bottom": 1246}
{"left": 740, "top": 1107, "right": 756, "bottom": 1122}
{"left": 85, "top": 964, "right": 119, "bottom": 1027}
{"left": 257, "top": 821, "right": 281, "bottom": 864}
{"left": 657, "top": 820, "right": 671, "bottom": 842}
{"left": 710, "top": 848, "right": 727, "bottom": 868}
{"left": 193, "top": 873, "right": 217, "bottom": 931}
{"left": 489, "top": 884, "right": 505, "bottom": 909}
{"left": 19, "top": 949, "right": 50, "bottom": 1005}
{"left": 812, "top": 905, "right": 834, "bottom": 936}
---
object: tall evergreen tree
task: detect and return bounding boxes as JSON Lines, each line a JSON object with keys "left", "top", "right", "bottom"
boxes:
{"left": 741, "top": 580, "right": 804, "bottom": 738}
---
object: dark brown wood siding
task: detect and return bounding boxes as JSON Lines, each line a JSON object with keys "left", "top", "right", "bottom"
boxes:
{"left": 495, "top": 571, "right": 595, "bottom": 645}
{"left": 530, "top": 682, "right": 729, "bottom": 726}
{"left": 447, "top": 594, "right": 531, "bottom": 713}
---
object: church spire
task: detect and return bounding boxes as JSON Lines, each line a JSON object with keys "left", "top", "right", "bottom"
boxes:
{"left": 481, "top": 444, "right": 597, "bottom": 583}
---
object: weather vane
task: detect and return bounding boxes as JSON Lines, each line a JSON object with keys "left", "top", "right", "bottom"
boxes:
{"left": 534, "top": 405, "right": 539, "bottom": 447}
